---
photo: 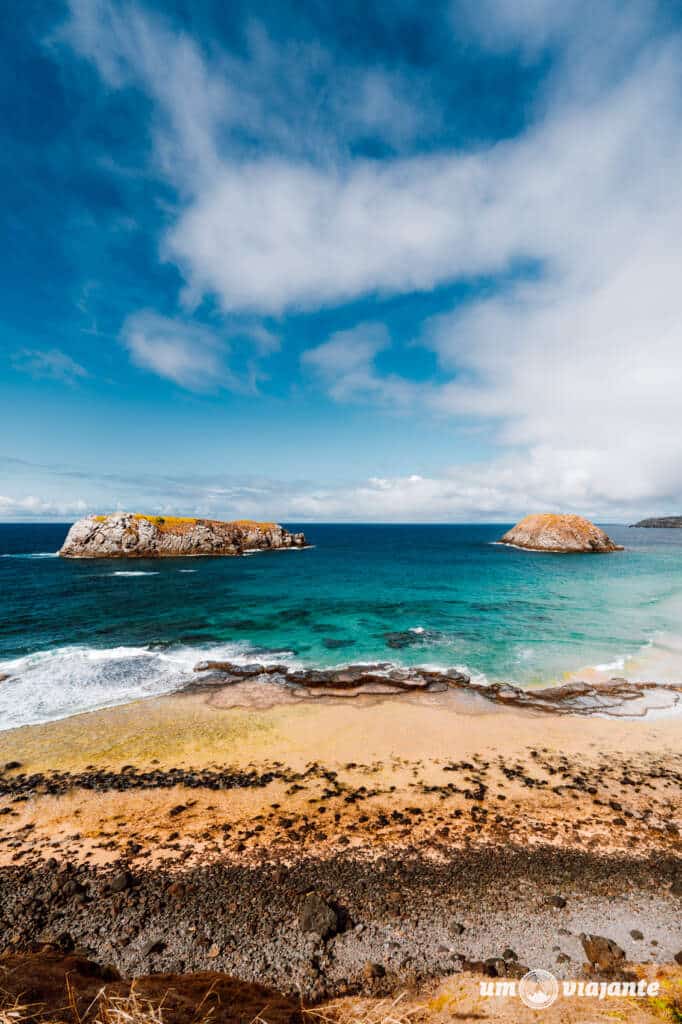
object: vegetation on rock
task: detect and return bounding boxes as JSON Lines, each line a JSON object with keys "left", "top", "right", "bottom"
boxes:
{"left": 500, "top": 513, "right": 623, "bottom": 553}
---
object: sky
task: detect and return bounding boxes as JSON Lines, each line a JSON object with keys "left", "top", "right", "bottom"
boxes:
{"left": 2, "top": 0, "right": 682, "bottom": 522}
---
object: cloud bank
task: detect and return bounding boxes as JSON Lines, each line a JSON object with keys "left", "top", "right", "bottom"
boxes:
{"left": 51, "top": 0, "right": 682, "bottom": 520}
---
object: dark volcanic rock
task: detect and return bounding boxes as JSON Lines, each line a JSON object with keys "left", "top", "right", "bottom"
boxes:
{"left": 109, "top": 870, "right": 132, "bottom": 893}
{"left": 190, "top": 659, "right": 682, "bottom": 716}
{"left": 383, "top": 631, "right": 418, "bottom": 649}
{"left": 142, "top": 938, "right": 167, "bottom": 957}
{"left": 0, "top": 848, "right": 678, "bottom": 1001}
{"left": 298, "top": 893, "right": 339, "bottom": 940}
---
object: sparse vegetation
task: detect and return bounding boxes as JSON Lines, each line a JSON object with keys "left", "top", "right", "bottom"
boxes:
{"left": 88, "top": 514, "right": 277, "bottom": 533}
{"left": 649, "top": 977, "right": 682, "bottom": 1023}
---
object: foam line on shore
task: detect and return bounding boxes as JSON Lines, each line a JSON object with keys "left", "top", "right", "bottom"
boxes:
{"left": 2, "top": 632, "right": 682, "bottom": 732}
{"left": 0, "top": 642, "right": 294, "bottom": 731}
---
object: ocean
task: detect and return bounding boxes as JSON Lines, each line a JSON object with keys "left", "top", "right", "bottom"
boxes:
{"left": 2, "top": 522, "right": 682, "bottom": 730}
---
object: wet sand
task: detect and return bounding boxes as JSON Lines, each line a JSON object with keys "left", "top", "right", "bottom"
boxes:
{"left": 2, "top": 681, "right": 681, "bottom": 773}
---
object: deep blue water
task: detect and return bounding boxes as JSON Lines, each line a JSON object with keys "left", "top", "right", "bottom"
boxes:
{"left": 2, "top": 522, "right": 682, "bottom": 728}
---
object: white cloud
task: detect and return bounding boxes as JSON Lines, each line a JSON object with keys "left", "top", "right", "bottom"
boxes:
{"left": 63, "top": 0, "right": 682, "bottom": 321}
{"left": 164, "top": 43, "right": 682, "bottom": 318}
{"left": 120, "top": 311, "right": 278, "bottom": 390}
{"left": 121, "top": 311, "right": 239, "bottom": 391}
{"left": 60, "top": 0, "right": 682, "bottom": 517}
{"left": 12, "top": 349, "right": 89, "bottom": 384}
{"left": 453, "top": 0, "right": 592, "bottom": 57}
{"left": 0, "top": 495, "right": 88, "bottom": 520}
{"left": 302, "top": 322, "right": 419, "bottom": 404}
{"left": 1, "top": 449, "right": 678, "bottom": 524}
{"left": 61, "top": 1, "right": 435, "bottom": 184}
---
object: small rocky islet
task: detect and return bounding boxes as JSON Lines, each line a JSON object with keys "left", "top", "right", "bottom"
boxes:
{"left": 500, "top": 513, "right": 623, "bottom": 553}
{"left": 58, "top": 513, "right": 307, "bottom": 558}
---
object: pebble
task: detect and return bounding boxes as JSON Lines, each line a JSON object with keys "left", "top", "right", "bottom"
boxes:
{"left": 110, "top": 871, "right": 132, "bottom": 893}
{"left": 141, "top": 939, "right": 166, "bottom": 957}
{"left": 299, "top": 893, "right": 339, "bottom": 940}
{"left": 362, "top": 961, "right": 386, "bottom": 982}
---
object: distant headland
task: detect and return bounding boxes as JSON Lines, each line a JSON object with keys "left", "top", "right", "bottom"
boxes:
{"left": 59, "top": 513, "right": 307, "bottom": 558}
{"left": 500, "top": 513, "right": 623, "bottom": 552}
{"left": 631, "top": 516, "right": 682, "bottom": 528}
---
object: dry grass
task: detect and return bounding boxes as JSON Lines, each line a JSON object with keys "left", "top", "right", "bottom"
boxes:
{"left": 648, "top": 975, "right": 682, "bottom": 1022}
{"left": 3, "top": 977, "right": 682, "bottom": 1024}
{"left": 0, "top": 988, "right": 214, "bottom": 1024}
{"left": 303, "top": 993, "right": 423, "bottom": 1024}
{"left": 0, "top": 978, "right": 296, "bottom": 1024}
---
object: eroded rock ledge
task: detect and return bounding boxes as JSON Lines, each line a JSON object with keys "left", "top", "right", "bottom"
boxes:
{"left": 192, "top": 660, "right": 682, "bottom": 715}
{"left": 500, "top": 513, "right": 623, "bottom": 553}
{"left": 59, "top": 513, "right": 307, "bottom": 558}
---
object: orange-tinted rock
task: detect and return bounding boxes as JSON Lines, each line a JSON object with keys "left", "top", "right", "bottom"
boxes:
{"left": 500, "top": 514, "right": 622, "bottom": 553}
{"left": 59, "top": 513, "right": 306, "bottom": 558}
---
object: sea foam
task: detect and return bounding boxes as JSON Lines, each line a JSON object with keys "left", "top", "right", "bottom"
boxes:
{"left": 0, "top": 641, "right": 289, "bottom": 731}
{"left": 110, "top": 570, "right": 160, "bottom": 577}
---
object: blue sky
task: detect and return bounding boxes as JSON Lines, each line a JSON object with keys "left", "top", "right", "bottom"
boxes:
{"left": 2, "top": 0, "right": 682, "bottom": 522}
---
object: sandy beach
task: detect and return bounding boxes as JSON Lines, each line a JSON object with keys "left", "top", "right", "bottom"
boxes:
{"left": 0, "top": 682, "right": 680, "bottom": 1014}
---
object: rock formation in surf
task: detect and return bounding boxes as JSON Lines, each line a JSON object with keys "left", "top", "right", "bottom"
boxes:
{"left": 59, "top": 513, "right": 307, "bottom": 558}
{"left": 500, "top": 513, "right": 622, "bottom": 553}
{"left": 191, "top": 659, "right": 682, "bottom": 715}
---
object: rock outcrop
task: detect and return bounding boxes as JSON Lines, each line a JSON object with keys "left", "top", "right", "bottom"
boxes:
{"left": 632, "top": 516, "right": 682, "bottom": 528}
{"left": 500, "top": 514, "right": 622, "bottom": 553}
{"left": 191, "top": 660, "right": 682, "bottom": 714}
{"left": 59, "top": 513, "right": 306, "bottom": 559}
{"left": 580, "top": 933, "right": 626, "bottom": 972}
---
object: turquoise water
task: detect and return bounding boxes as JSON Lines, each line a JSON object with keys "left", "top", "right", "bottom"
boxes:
{"left": 2, "top": 522, "right": 682, "bottom": 728}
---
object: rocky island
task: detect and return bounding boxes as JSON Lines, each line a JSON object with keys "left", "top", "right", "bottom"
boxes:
{"left": 59, "top": 513, "right": 307, "bottom": 558}
{"left": 500, "top": 513, "right": 623, "bottom": 552}
{"left": 632, "top": 516, "right": 682, "bottom": 528}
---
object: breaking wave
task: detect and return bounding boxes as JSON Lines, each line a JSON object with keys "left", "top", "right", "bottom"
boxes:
{"left": 2, "top": 633, "right": 681, "bottom": 732}
{"left": 0, "top": 642, "right": 297, "bottom": 731}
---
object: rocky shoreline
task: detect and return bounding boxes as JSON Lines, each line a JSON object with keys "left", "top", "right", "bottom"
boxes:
{"left": 191, "top": 659, "right": 682, "bottom": 716}
{"left": 1, "top": 847, "right": 680, "bottom": 1001}
{"left": 1, "top": 667, "right": 679, "bottom": 1017}
{"left": 0, "top": 740, "right": 680, "bottom": 1000}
